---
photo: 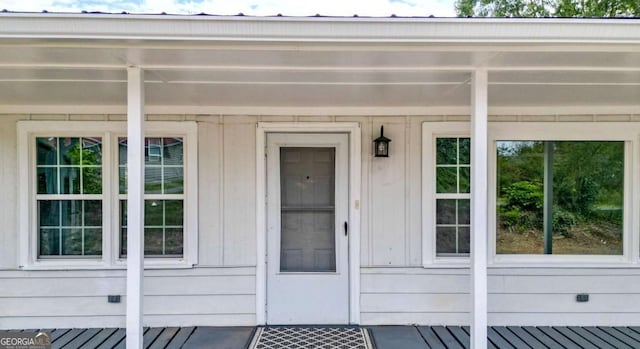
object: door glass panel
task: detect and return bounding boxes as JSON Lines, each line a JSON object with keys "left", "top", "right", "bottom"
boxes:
{"left": 280, "top": 147, "right": 336, "bottom": 272}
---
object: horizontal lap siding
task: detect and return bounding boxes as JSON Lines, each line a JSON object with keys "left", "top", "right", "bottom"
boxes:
{"left": 361, "top": 268, "right": 640, "bottom": 326}
{"left": 0, "top": 267, "right": 256, "bottom": 329}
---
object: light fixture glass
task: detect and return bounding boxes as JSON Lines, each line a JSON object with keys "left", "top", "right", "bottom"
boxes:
{"left": 373, "top": 126, "right": 391, "bottom": 157}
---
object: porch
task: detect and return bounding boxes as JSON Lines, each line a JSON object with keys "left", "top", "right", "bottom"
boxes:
{"left": 7, "top": 326, "right": 640, "bottom": 348}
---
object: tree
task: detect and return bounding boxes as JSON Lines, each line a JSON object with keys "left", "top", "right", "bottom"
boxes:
{"left": 456, "top": 0, "right": 640, "bottom": 17}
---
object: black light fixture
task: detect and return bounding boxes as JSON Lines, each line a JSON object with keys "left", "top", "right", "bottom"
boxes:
{"left": 373, "top": 125, "right": 391, "bottom": 157}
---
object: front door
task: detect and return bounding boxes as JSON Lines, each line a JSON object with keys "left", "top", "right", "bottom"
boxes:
{"left": 266, "top": 133, "right": 349, "bottom": 324}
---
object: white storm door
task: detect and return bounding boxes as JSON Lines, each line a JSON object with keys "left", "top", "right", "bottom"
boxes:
{"left": 266, "top": 133, "right": 350, "bottom": 325}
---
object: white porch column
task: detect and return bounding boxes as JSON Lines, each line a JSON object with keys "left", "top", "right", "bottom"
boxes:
{"left": 126, "top": 66, "right": 145, "bottom": 349}
{"left": 470, "top": 69, "right": 488, "bottom": 349}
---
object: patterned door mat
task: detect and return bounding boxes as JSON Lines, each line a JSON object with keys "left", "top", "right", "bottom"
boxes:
{"left": 249, "top": 326, "right": 373, "bottom": 349}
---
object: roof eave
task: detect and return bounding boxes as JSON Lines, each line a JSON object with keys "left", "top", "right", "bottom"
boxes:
{"left": 1, "top": 13, "right": 640, "bottom": 45}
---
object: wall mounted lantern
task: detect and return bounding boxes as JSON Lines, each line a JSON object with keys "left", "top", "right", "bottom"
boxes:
{"left": 373, "top": 126, "right": 391, "bottom": 157}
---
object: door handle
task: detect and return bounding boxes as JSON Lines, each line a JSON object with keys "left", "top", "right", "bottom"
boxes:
{"left": 344, "top": 221, "right": 348, "bottom": 236}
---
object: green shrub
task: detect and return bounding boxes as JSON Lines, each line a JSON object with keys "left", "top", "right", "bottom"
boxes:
{"left": 552, "top": 207, "right": 576, "bottom": 237}
{"left": 504, "top": 181, "right": 543, "bottom": 211}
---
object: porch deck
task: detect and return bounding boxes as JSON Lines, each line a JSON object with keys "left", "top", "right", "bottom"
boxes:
{"left": 5, "top": 325, "right": 640, "bottom": 348}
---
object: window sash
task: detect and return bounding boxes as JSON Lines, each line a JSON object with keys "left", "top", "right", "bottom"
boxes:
{"left": 434, "top": 137, "right": 471, "bottom": 257}
{"left": 19, "top": 121, "right": 198, "bottom": 269}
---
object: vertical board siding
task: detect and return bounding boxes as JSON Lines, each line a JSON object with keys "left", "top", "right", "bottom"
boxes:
{"left": 3, "top": 114, "right": 640, "bottom": 328}
{"left": 197, "top": 121, "right": 223, "bottom": 266}
{"left": 222, "top": 119, "right": 257, "bottom": 266}
{"left": 369, "top": 120, "right": 407, "bottom": 266}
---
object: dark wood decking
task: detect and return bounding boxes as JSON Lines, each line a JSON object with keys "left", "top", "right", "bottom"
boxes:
{"left": 4, "top": 326, "right": 640, "bottom": 348}
{"left": 369, "top": 326, "right": 640, "bottom": 349}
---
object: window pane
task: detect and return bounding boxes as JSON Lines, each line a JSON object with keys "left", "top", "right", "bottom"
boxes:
{"left": 163, "top": 138, "right": 184, "bottom": 165}
{"left": 458, "top": 227, "right": 470, "bottom": 254}
{"left": 145, "top": 200, "right": 164, "bottom": 226}
{"left": 118, "top": 137, "right": 127, "bottom": 166}
{"left": 459, "top": 138, "right": 471, "bottom": 165}
{"left": 436, "top": 138, "right": 458, "bottom": 165}
{"left": 458, "top": 199, "right": 470, "bottom": 225}
{"left": 164, "top": 166, "right": 184, "bottom": 194}
{"left": 120, "top": 200, "right": 127, "bottom": 227}
{"left": 84, "top": 200, "right": 102, "bottom": 227}
{"left": 59, "top": 137, "right": 80, "bottom": 165}
{"left": 61, "top": 200, "right": 82, "bottom": 227}
{"left": 60, "top": 167, "right": 81, "bottom": 194}
{"left": 37, "top": 167, "right": 57, "bottom": 194}
{"left": 39, "top": 228, "right": 60, "bottom": 256}
{"left": 38, "top": 200, "right": 60, "bottom": 226}
{"left": 436, "top": 227, "right": 457, "bottom": 254}
{"left": 144, "top": 166, "right": 162, "bottom": 194}
{"left": 37, "top": 137, "right": 57, "bottom": 166}
{"left": 165, "top": 228, "right": 184, "bottom": 255}
{"left": 120, "top": 199, "right": 184, "bottom": 257}
{"left": 120, "top": 228, "right": 127, "bottom": 256}
{"left": 61, "top": 228, "right": 83, "bottom": 255}
{"left": 82, "top": 167, "right": 102, "bottom": 194}
{"left": 165, "top": 200, "right": 184, "bottom": 226}
{"left": 459, "top": 167, "right": 470, "bottom": 193}
{"left": 119, "top": 167, "right": 127, "bottom": 194}
{"left": 145, "top": 138, "right": 163, "bottom": 164}
{"left": 84, "top": 228, "right": 102, "bottom": 256}
{"left": 38, "top": 200, "right": 101, "bottom": 258}
{"left": 436, "top": 199, "right": 456, "bottom": 225}
{"left": 144, "top": 228, "right": 164, "bottom": 255}
{"left": 436, "top": 167, "right": 457, "bottom": 193}
{"left": 496, "top": 141, "right": 624, "bottom": 255}
{"left": 81, "top": 137, "right": 102, "bottom": 166}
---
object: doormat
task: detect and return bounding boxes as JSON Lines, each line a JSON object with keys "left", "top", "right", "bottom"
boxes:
{"left": 249, "top": 326, "right": 372, "bottom": 349}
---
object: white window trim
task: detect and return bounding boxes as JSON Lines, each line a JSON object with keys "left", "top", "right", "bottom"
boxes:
{"left": 422, "top": 122, "right": 470, "bottom": 267}
{"left": 17, "top": 121, "right": 198, "bottom": 270}
{"left": 489, "top": 122, "right": 638, "bottom": 267}
{"left": 423, "top": 121, "right": 640, "bottom": 268}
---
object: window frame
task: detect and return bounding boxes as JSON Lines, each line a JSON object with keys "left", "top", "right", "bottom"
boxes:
{"left": 422, "top": 122, "right": 471, "bottom": 267}
{"left": 489, "top": 122, "right": 636, "bottom": 266}
{"left": 423, "top": 121, "right": 639, "bottom": 268}
{"left": 18, "top": 121, "right": 198, "bottom": 270}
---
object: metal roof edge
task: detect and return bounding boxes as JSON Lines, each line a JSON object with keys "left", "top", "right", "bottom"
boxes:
{"left": 1, "top": 12, "right": 640, "bottom": 44}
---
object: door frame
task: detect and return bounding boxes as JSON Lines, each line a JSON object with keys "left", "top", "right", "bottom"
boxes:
{"left": 256, "top": 122, "right": 361, "bottom": 325}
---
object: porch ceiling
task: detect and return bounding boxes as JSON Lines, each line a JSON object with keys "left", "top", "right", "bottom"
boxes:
{"left": 1, "top": 16, "right": 640, "bottom": 111}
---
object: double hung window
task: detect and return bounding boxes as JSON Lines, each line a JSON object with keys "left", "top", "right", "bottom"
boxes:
{"left": 19, "top": 121, "right": 197, "bottom": 269}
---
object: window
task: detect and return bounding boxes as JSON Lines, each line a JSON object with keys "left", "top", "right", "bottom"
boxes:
{"left": 18, "top": 121, "right": 198, "bottom": 269}
{"left": 36, "top": 137, "right": 103, "bottom": 257}
{"left": 490, "top": 122, "right": 633, "bottom": 263}
{"left": 425, "top": 121, "right": 635, "bottom": 266}
{"left": 435, "top": 137, "right": 471, "bottom": 256}
{"left": 422, "top": 122, "right": 471, "bottom": 265}
{"left": 496, "top": 141, "right": 624, "bottom": 255}
{"left": 118, "top": 137, "right": 185, "bottom": 257}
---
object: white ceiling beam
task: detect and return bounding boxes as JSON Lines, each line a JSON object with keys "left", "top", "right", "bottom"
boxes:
{"left": 3, "top": 64, "right": 640, "bottom": 72}
{"left": 2, "top": 79, "right": 638, "bottom": 86}
{"left": 4, "top": 41, "right": 640, "bottom": 54}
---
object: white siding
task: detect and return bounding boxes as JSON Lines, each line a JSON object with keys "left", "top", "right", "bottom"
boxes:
{"left": 2, "top": 113, "right": 640, "bottom": 328}
{"left": 222, "top": 118, "right": 257, "bottom": 266}
{"left": 0, "top": 267, "right": 255, "bottom": 328}
{"left": 361, "top": 267, "right": 640, "bottom": 326}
